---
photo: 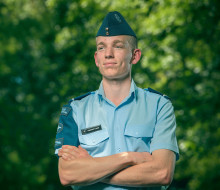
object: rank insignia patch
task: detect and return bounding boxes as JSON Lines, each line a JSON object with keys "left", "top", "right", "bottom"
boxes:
{"left": 57, "top": 123, "right": 63, "bottom": 133}
{"left": 60, "top": 106, "right": 71, "bottom": 116}
{"left": 55, "top": 138, "right": 64, "bottom": 148}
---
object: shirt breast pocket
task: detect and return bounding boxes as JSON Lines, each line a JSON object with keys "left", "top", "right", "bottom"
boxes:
{"left": 124, "top": 124, "right": 154, "bottom": 152}
{"left": 78, "top": 125, "right": 109, "bottom": 156}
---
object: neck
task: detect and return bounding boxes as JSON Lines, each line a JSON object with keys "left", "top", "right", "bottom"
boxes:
{"left": 102, "top": 77, "right": 132, "bottom": 106}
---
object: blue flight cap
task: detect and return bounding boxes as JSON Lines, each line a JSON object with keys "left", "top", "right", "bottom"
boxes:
{"left": 96, "top": 11, "right": 137, "bottom": 38}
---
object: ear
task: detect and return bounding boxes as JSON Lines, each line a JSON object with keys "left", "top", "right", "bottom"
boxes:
{"left": 94, "top": 51, "right": 99, "bottom": 67}
{"left": 131, "top": 49, "right": 141, "bottom": 65}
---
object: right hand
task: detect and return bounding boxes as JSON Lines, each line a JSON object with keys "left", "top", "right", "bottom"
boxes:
{"left": 58, "top": 145, "right": 92, "bottom": 161}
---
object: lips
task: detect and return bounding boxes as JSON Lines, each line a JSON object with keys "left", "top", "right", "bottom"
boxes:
{"left": 104, "top": 62, "right": 117, "bottom": 66}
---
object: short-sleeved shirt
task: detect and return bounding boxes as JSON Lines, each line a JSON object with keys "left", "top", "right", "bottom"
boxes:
{"left": 55, "top": 80, "right": 179, "bottom": 190}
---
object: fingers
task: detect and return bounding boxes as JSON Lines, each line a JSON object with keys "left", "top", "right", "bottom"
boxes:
{"left": 58, "top": 145, "right": 91, "bottom": 160}
{"left": 58, "top": 149, "right": 76, "bottom": 160}
{"left": 64, "top": 146, "right": 80, "bottom": 154}
{"left": 58, "top": 146, "right": 79, "bottom": 160}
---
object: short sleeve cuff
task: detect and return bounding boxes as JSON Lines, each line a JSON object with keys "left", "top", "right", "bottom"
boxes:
{"left": 150, "top": 143, "right": 179, "bottom": 160}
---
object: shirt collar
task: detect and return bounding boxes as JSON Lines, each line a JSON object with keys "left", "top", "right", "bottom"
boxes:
{"left": 97, "top": 79, "right": 138, "bottom": 103}
{"left": 97, "top": 81, "right": 105, "bottom": 98}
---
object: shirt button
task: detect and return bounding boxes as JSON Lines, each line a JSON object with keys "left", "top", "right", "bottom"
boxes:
{"left": 118, "top": 148, "right": 121, "bottom": 151}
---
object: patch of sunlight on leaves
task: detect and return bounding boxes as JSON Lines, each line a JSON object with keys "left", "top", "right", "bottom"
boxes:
{"left": 45, "top": 0, "right": 56, "bottom": 9}
{"left": 94, "top": 0, "right": 109, "bottom": 8}
{"left": 72, "top": 60, "right": 88, "bottom": 74}
{"left": 154, "top": 72, "right": 167, "bottom": 89}
{"left": 143, "top": 0, "right": 186, "bottom": 35}
{"left": 185, "top": 57, "right": 202, "bottom": 73}
{"left": 15, "top": 93, "right": 25, "bottom": 103}
{"left": 8, "top": 151, "right": 20, "bottom": 164}
{"left": 0, "top": 63, "right": 11, "bottom": 75}
{"left": 66, "top": 2, "right": 78, "bottom": 23}
{"left": 134, "top": 73, "right": 147, "bottom": 85}
{"left": 141, "top": 49, "right": 156, "bottom": 68}
{"left": 144, "top": 8, "right": 174, "bottom": 34}
{"left": 161, "top": 55, "right": 174, "bottom": 68}
{"left": 179, "top": 140, "right": 196, "bottom": 153}
{"left": 38, "top": 175, "right": 46, "bottom": 183}
{"left": 110, "top": 0, "right": 130, "bottom": 9}
{"left": 3, "top": 37, "right": 22, "bottom": 54}
{"left": 186, "top": 39, "right": 213, "bottom": 67}
{"left": 55, "top": 27, "right": 77, "bottom": 52}
{"left": 195, "top": 83, "right": 205, "bottom": 95}
{"left": 31, "top": 164, "right": 47, "bottom": 183}
{"left": 162, "top": 34, "right": 177, "bottom": 47}
{"left": 176, "top": 109, "right": 184, "bottom": 117}
{"left": 80, "top": 0, "right": 89, "bottom": 8}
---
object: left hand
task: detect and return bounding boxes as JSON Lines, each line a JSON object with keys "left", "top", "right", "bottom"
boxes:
{"left": 58, "top": 145, "right": 92, "bottom": 161}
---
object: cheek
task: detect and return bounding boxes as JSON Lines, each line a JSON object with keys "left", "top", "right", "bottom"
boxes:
{"left": 124, "top": 54, "right": 133, "bottom": 64}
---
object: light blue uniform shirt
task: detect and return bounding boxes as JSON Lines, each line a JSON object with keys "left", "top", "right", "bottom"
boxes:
{"left": 55, "top": 80, "right": 179, "bottom": 190}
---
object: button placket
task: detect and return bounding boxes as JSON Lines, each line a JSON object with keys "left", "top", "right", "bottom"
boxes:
{"left": 114, "top": 108, "right": 122, "bottom": 152}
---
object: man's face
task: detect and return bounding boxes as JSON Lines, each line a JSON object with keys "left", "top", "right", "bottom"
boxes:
{"left": 94, "top": 35, "right": 134, "bottom": 81}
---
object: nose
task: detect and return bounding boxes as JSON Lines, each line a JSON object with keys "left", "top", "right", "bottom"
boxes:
{"left": 105, "top": 47, "right": 114, "bottom": 59}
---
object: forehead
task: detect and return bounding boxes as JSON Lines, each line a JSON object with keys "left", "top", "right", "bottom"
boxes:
{"left": 96, "top": 35, "right": 130, "bottom": 45}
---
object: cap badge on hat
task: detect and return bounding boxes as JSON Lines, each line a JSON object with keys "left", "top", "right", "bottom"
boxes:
{"left": 105, "top": 27, "right": 109, "bottom": 35}
{"left": 96, "top": 11, "right": 137, "bottom": 38}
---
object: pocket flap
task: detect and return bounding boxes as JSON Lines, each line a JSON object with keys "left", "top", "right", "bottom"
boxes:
{"left": 124, "top": 124, "right": 154, "bottom": 138}
{"left": 79, "top": 127, "right": 109, "bottom": 146}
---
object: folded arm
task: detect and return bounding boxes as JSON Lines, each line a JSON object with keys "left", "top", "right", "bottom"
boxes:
{"left": 102, "top": 149, "right": 176, "bottom": 187}
{"left": 58, "top": 145, "right": 151, "bottom": 186}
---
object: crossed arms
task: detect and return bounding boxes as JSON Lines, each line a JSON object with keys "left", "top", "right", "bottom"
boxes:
{"left": 58, "top": 145, "right": 176, "bottom": 187}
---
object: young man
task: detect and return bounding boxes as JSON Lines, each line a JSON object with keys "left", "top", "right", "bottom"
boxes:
{"left": 55, "top": 11, "right": 179, "bottom": 190}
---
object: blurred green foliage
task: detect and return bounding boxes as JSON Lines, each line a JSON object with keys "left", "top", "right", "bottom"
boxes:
{"left": 0, "top": 0, "right": 220, "bottom": 189}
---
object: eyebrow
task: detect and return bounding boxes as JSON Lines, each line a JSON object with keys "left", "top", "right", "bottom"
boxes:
{"left": 97, "top": 42, "right": 105, "bottom": 46}
{"left": 97, "top": 40, "right": 125, "bottom": 46}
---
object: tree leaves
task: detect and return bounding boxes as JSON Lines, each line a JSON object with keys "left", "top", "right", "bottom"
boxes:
{"left": 0, "top": 0, "right": 219, "bottom": 189}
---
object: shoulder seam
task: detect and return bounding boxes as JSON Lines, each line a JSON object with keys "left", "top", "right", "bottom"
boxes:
{"left": 145, "top": 87, "right": 171, "bottom": 100}
{"left": 73, "top": 91, "right": 94, "bottom": 101}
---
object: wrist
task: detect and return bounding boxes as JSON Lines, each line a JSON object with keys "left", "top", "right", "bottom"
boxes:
{"left": 119, "top": 152, "right": 134, "bottom": 166}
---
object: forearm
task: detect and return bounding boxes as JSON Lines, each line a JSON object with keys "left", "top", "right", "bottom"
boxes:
{"left": 102, "top": 161, "right": 166, "bottom": 187}
{"left": 59, "top": 152, "right": 133, "bottom": 186}
{"left": 102, "top": 150, "right": 176, "bottom": 187}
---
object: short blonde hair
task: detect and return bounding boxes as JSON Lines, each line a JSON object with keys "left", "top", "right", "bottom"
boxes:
{"left": 128, "top": 36, "right": 138, "bottom": 51}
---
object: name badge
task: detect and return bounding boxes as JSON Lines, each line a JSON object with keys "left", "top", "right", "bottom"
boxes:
{"left": 81, "top": 125, "right": 102, "bottom": 135}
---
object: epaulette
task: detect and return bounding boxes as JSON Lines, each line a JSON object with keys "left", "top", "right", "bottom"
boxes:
{"left": 73, "top": 92, "right": 93, "bottom": 101}
{"left": 67, "top": 92, "right": 93, "bottom": 104}
{"left": 145, "top": 87, "right": 171, "bottom": 100}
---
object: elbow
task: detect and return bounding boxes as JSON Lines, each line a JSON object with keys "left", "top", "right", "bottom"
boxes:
{"left": 59, "top": 168, "right": 91, "bottom": 186}
{"left": 59, "top": 166, "right": 81, "bottom": 186}
{"left": 58, "top": 159, "right": 83, "bottom": 186}
{"left": 158, "top": 168, "right": 173, "bottom": 186}
{"left": 59, "top": 171, "right": 81, "bottom": 186}
{"left": 59, "top": 170, "right": 74, "bottom": 186}
{"left": 59, "top": 176, "right": 70, "bottom": 186}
